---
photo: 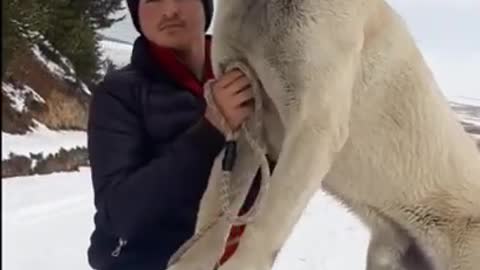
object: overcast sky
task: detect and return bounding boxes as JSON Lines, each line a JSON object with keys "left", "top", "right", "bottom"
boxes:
{"left": 387, "top": 0, "right": 479, "bottom": 103}
{"left": 102, "top": 0, "right": 479, "bottom": 102}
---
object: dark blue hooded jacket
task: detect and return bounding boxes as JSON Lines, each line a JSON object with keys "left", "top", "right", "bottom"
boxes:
{"left": 87, "top": 35, "right": 228, "bottom": 270}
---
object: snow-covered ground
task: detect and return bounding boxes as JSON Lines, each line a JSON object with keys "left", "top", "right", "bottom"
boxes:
{"left": 2, "top": 168, "right": 95, "bottom": 270}
{"left": 99, "top": 39, "right": 132, "bottom": 69}
{"left": 2, "top": 121, "right": 87, "bottom": 160}
{"left": 451, "top": 102, "right": 480, "bottom": 125}
{"left": 2, "top": 167, "right": 370, "bottom": 270}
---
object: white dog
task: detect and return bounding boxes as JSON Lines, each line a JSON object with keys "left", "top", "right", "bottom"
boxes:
{"left": 167, "top": 1, "right": 480, "bottom": 270}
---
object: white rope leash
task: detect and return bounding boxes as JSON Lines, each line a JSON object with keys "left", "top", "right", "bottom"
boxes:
{"left": 167, "top": 62, "right": 272, "bottom": 268}
{"left": 211, "top": 62, "right": 271, "bottom": 226}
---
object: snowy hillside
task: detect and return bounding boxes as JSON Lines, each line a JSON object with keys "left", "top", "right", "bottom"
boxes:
{"left": 1, "top": 36, "right": 132, "bottom": 178}
{"left": 2, "top": 38, "right": 129, "bottom": 161}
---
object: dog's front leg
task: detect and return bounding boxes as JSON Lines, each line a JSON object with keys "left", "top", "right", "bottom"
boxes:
{"left": 219, "top": 127, "right": 333, "bottom": 270}
{"left": 219, "top": 47, "right": 360, "bottom": 270}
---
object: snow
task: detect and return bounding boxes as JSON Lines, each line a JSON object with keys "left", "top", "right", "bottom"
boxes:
{"left": 31, "top": 40, "right": 92, "bottom": 96}
{"left": 450, "top": 97, "right": 480, "bottom": 108}
{"left": 2, "top": 167, "right": 370, "bottom": 270}
{"left": 2, "top": 82, "right": 45, "bottom": 112}
{"left": 80, "top": 81, "right": 92, "bottom": 95}
{"left": 272, "top": 194, "right": 370, "bottom": 270}
{"left": 2, "top": 121, "right": 87, "bottom": 160}
{"left": 31, "top": 44, "right": 76, "bottom": 83}
{"left": 462, "top": 117, "right": 480, "bottom": 129}
{"left": 99, "top": 39, "right": 132, "bottom": 68}
{"left": 2, "top": 168, "right": 95, "bottom": 270}
{"left": 14, "top": 22, "right": 43, "bottom": 41}
{"left": 450, "top": 101, "right": 480, "bottom": 129}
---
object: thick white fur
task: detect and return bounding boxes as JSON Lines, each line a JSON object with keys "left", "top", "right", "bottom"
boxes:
{"left": 166, "top": 1, "right": 480, "bottom": 270}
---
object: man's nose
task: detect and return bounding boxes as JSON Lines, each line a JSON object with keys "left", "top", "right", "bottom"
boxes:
{"left": 162, "top": 0, "right": 180, "bottom": 18}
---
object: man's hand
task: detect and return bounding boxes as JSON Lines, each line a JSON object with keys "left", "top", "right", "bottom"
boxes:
{"left": 205, "top": 69, "right": 254, "bottom": 133}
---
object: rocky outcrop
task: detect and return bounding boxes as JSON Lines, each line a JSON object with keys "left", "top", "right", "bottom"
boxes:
{"left": 2, "top": 39, "right": 93, "bottom": 178}
{"left": 2, "top": 42, "right": 91, "bottom": 135}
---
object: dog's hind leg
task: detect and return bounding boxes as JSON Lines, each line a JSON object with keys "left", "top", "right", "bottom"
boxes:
{"left": 352, "top": 205, "right": 436, "bottom": 270}
{"left": 351, "top": 206, "right": 411, "bottom": 270}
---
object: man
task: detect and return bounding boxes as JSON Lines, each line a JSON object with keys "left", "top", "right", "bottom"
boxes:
{"left": 87, "top": 0, "right": 265, "bottom": 269}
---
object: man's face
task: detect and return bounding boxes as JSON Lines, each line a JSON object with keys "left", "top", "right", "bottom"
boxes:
{"left": 138, "top": 0, "right": 205, "bottom": 50}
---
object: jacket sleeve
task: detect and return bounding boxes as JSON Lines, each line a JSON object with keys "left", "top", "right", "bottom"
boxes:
{"left": 87, "top": 76, "right": 226, "bottom": 242}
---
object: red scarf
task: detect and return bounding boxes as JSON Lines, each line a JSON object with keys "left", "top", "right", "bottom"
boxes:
{"left": 148, "top": 37, "right": 214, "bottom": 97}
{"left": 148, "top": 37, "right": 247, "bottom": 266}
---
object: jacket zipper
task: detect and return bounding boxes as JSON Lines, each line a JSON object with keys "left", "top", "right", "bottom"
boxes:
{"left": 111, "top": 238, "right": 128, "bottom": 257}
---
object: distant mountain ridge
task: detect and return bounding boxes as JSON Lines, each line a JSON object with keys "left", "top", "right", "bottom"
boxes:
{"left": 98, "top": 33, "right": 133, "bottom": 46}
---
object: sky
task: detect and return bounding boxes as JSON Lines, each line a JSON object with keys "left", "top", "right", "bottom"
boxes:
{"left": 100, "top": 0, "right": 480, "bottom": 102}
{"left": 386, "top": 0, "right": 480, "bottom": 103}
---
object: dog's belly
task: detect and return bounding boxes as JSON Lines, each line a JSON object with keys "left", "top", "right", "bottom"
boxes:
{"left": 321, "top": 135, "right": 413, "bottom": 208}
{"left": 320, "top": 105, "right": 455, "bottom": 208}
